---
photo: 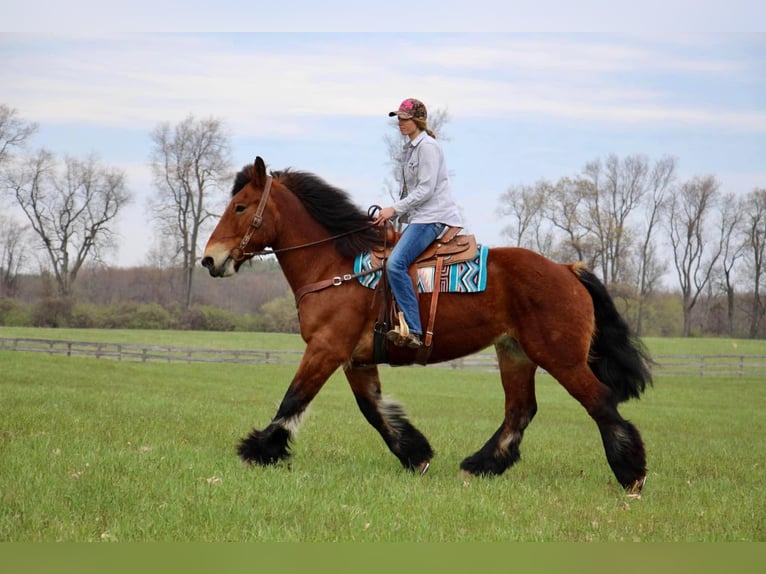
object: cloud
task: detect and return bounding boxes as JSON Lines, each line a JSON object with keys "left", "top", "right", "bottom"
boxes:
{"left": 3, "top": 34, "right": 763, "bottom": 139}
{"left": 3, "top": 32, "right": 763, "bottom": 269}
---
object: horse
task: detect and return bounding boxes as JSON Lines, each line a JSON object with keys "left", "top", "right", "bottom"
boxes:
{"left": 201, "top": 156, "right": 652, "bottom": 494}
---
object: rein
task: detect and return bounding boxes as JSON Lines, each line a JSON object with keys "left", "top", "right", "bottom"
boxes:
{"left": 238, "top": 225, "right": 377, "bottom": 259}
{"left": 231, "top": 176, "right": 379, "bottom": 261}
{"left": 229, "top": 181, "right": 384, "bottom": 305}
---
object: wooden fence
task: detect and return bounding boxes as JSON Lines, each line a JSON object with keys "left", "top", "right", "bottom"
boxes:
{"left": 447, "top": 352, "right": 766, "bottom": 377}
{"left": 0, "top": 337, "right": 303, "bottom": 366}
{"left": 2, "top": 337, "right": 766, "bottom": 377}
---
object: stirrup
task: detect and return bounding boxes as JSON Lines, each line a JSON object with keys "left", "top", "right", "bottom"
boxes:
{"left": 404, "top": 332, "right": 423, "bottom": 349}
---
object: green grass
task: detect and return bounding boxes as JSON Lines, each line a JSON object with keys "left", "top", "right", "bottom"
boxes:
{"left": 1, "top": 339, "right": 764, "bottom": 541}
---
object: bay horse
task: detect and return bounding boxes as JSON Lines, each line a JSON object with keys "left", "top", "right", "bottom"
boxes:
{"left": 201, "top": 157, "right": 652, "bottom": 494}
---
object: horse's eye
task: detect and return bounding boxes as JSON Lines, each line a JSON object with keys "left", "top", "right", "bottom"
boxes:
{"left": 234, "top": 204, "right": 247, "bottom": 214}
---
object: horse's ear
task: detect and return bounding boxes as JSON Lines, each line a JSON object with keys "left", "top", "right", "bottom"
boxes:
{"left": 253, "top": 157, "right": 268, "bottom": 188}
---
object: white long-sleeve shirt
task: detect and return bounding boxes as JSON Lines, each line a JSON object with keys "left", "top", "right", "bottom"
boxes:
{"left": 392, "top": 131, "right": 463, "bottom": 227}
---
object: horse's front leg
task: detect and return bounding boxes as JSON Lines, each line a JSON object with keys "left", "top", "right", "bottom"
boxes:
{"left": 238, "top": 342, "right": 344, "bottom": 466}
{"left": 343, "top": 363, "right": 433, "bottom": 474}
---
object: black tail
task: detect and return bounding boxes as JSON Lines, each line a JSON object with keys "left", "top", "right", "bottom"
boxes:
{"left": 575, "top": 267, "right": 653, "bottom": 403}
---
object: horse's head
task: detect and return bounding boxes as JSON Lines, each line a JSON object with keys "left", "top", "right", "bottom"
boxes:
{"left": 202, "top": 156, "right": 277, "bottom": 277}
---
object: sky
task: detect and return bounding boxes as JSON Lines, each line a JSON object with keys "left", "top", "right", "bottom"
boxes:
{"left": 1, "top": 3, "right": 765, "bottom": 269}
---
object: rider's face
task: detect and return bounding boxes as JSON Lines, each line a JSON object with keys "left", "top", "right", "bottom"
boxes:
{"left": 397, "top": 117, "right": 419, "bottom": 139}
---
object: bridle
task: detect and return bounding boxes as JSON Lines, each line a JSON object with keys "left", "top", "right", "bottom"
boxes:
{"left": 230, "top": 175, "right": 274, "bottom": 262}
{"left": 228, "top": 175, "right": 380, "bottom": 262}
{"left": 226, "top": 177, "right": 386, "bottom": 306}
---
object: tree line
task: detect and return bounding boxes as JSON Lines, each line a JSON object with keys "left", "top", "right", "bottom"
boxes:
{"left": 499, "top": 156, "right": 765, "bottom": 338}
{"left": 1, "top": 105, "right": 230, "bottom": 311}
{"left": 1, "top": 103, "right": 764, "bottom": 337}
{"left": 0, "top": 261, "right": 299, "bottom": 333}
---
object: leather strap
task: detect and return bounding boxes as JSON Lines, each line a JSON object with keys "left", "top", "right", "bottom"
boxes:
{"left": 439, "top": 226, "right": 463, "bottom": 244}
{"left": 251, "top": 175, "right": 273, "bottom": 229}
{"left": 423, "top": 255, "right": 445, "bottom": 348}
{"left": 294, "top": 265, "right": 383, "bottom": 307}
{"left": 232, "top": 176, "right": 273, "bottom": 261}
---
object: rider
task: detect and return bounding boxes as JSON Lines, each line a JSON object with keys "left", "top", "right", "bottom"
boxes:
{"left": 373, "top": 98, "right": 463, "bottom": 349}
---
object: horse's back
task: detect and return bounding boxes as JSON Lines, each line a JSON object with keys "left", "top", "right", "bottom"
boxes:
{"left": 411, "top": 246, "right": 593, "bottom": 365}
{"left": 486, "top": 246, "right": 589, "bottom": 300}
{"left": 483, "top": 246, "right": 596, "bottom": 358}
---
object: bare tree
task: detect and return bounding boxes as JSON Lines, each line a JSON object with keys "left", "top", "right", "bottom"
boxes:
{"left": 0, "top": 105, "right": 37, "bottom": 295}
{"left": 498, "top": 153, "right": 677, "bottom": 290}
{"left": 0, "top": 104, "right": 37, "bottom": 167}
{"left": 148, "top": 115, "right": 232, "bottom": 308}
{"left": 498, "top": 180, "right": 554, "bottom": 255}
{"left": 668, "top": 175, "right": 723, "bottom": 336}
{"left": 742, "top": 188, "right": 766, "bottom": 338}
{"left": 5, "top": 150, "right": 131, "bottom": 297}
{"left": 0, "top": 215, "right": 29, "bottom": 297}
{"left": 581, "top": 154, "right": 661, "bottom": 287}
{"left": 632, "top": 156, "right": 676, "bottom": 335}
{"left": 716, "top": 192, "right": 746, "bottom": 336}
{"left": 543, "top": 176, "right": 598, "bottom": 266}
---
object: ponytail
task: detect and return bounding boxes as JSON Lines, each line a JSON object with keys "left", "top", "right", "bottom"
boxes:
{"left": 413, "top": 117, "right": 436, "bottom": 139}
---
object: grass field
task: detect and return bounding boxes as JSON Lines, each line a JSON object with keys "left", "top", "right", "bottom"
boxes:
{"left": 1, "top": 328, "right": 764, "bottom": 541}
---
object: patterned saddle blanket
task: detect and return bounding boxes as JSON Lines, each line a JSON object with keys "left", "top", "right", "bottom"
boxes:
{"left": 353, "top": 244, "right": 489, "bottom": 293}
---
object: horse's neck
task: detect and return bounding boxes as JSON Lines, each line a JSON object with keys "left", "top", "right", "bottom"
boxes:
{"left": 276, "top": 246, "right": 345, "bottom": 295}
{"left": 271, "top": 197, "right": 347, "bottom": 294}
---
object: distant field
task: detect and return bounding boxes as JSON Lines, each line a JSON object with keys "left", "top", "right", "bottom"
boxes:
{"left": 1, "top": 333, "right": 764, "bottom": 541}
{"left": 2, "top": 326, "right": 765, "bottom": 356}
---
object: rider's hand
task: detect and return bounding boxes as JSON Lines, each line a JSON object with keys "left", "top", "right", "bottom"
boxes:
{"left": 373, "top": 206, "right": 396, "bottom": 226}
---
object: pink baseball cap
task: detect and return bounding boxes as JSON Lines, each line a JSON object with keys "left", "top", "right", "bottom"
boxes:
{"left": 388, "top": 98, "right": 427, "bottom": 120}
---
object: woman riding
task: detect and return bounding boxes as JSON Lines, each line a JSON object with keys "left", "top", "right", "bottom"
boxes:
{"left": 373, "top": 98, "right": 463, "bottom": 348}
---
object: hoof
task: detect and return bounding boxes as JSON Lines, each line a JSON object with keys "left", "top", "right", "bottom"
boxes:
{"left": 626, "top": 475, "right": 646, "bottom": 498}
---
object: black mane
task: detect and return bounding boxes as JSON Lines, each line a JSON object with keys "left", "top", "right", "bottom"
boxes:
{"left": 232, "top": 165, "right": 383, "bottom": 257}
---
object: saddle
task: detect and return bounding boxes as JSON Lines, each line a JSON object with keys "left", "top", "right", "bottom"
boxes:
{"left": 370, "top": 226, "right": 478, "bottom": 270}
{"left": 373, "top": 226, "right": 478, "bottom": 364}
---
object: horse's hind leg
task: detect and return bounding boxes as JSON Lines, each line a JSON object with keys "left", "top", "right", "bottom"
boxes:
{"left": 547, "top": 363, "right": 647, "bottom": 492}
{"left": 460, "top": 337, "right": 538, "bottom": 476}
{"left": 343, "top": 363, "right": 433, "bottom": 473}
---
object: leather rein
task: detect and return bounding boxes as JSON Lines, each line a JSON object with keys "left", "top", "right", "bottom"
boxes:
{"left": 229, "top": 176, "right": 384, "bottom": 306}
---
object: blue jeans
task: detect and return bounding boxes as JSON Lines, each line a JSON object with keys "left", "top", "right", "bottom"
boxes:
{"left": 386, "top": 223, "right": 445, "bottom": 335}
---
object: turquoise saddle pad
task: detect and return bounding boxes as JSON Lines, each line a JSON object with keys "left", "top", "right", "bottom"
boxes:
{"left": 353, "top": 244, "right": 489, "bottom": 293}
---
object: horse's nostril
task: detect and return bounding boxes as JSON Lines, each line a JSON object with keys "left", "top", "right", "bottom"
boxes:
{"left": 201, "top": 256, "right": 214, "bottom": 269}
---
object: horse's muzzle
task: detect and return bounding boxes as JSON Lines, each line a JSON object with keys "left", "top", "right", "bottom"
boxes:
{"left": 200, "top": 256, "right": 217, "bottom": 275}
{"left": 200, "top": 251, "right": 236, "bottom": 277}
